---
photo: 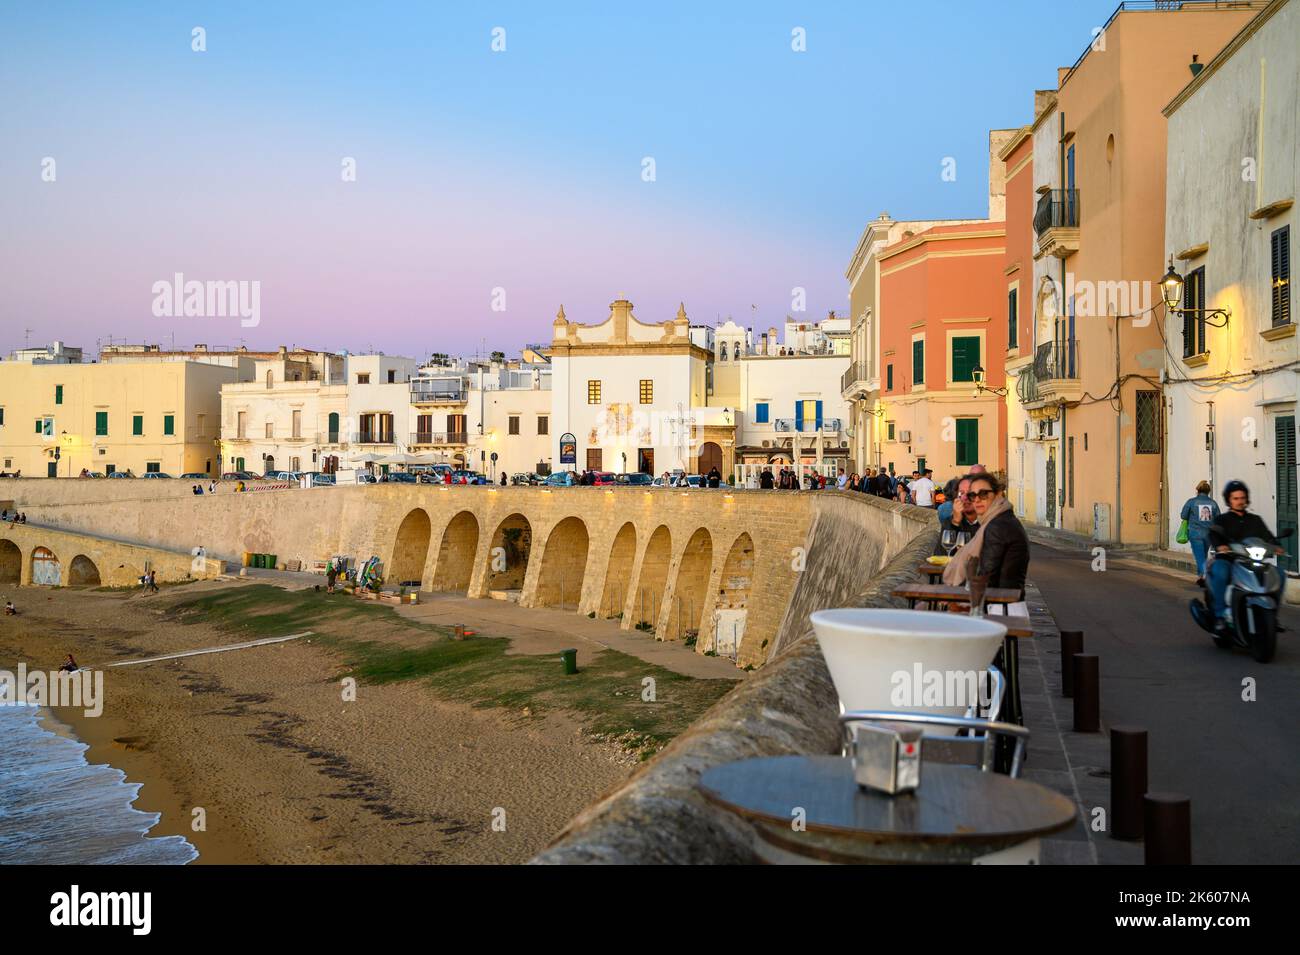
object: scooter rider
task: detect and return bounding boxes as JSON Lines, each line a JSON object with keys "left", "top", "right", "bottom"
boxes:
{"left": 1206, "top": 480, "right": 1280, "bottom": 630}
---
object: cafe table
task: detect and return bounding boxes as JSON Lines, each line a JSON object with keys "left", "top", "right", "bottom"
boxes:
{"left": 892, "top": 582, "right": 1022, "bottom": 610}
{"left": 699, "top": 755, "right": 1076, "bottom": 864}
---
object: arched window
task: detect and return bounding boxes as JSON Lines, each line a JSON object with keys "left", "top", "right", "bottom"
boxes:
{"left": 719, "top": 347, "right": 728, "bottom": 362}
{"left": 266, "top": 370, "right": 274, "bottom": 389}
{"left": 732, "top": 342, "right": 740, "bottom": 361}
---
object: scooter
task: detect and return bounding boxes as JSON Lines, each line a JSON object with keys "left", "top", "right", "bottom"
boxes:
{"left": 1189, "top": 531, "right": 1292, "bottom": 663}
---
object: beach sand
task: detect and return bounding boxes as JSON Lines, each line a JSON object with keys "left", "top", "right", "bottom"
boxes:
{"left": 0, "top": 583, "right": 636, "bottom": 864}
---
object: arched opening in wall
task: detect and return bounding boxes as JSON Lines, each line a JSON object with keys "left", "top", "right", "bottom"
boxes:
{"left": 665, "top": 528, "right": 712, "bottom": 641}
{"left": 485, "top": 513, "right": 532, "bottom": 595}
{"left": 598, "top": 523, "right": 636, "bottom": 618}
{"left": 68, "top": 554, "right": 101, "bottom": 586}
{"left": 697, "top": 442, "right": 722, "bottom": 475}
{"left": 431, "top": 511, "right": 479, "bottom": 593}
{"left": 713, "top": 533, "right": 755, "bottom": 661}
{"left": 631, "top": 525, "right": 672, "bottom": 632}
{"left": 0, "top": 540, "right": 20, "bottom": 584}
{"left": 535, "top": 517, "right": 590, "bottom": 610}
{"left": 391, "top": 508, "right": 432, "bottom": 587}
{"left": 31, "top": 547, "right": 61, "bottom": 587}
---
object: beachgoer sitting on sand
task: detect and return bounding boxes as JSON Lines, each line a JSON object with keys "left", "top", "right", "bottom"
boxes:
{"left": 4, "top": 601, "right": 16, "bottom": 616}
{"left": 58, "top": 653, "right": 78, "bottom": 672}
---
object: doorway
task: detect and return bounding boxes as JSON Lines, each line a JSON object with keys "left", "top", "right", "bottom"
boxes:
{"left": 1275, "top": 415, "right": 1297, "bottom": 571}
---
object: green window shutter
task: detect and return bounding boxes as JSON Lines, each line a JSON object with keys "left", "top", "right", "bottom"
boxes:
{"left": 956, "top": 419, "right": 979, "bottom": 467}
{"left": 55, "top": 385, "right": 63, "bottom": 405}
{"left": 132, "top": 415, "right": 143, "bottom": 436}
{"left": 951, "top": 336, "right": 980, "bottom": 382}
{"left": 912, "top": 340, "right": 925, "bottom": 385}
{"left": 1008, "top": 289, "right": 1017, "bottom": 345}
{"left": 36, "top": 419, "right": 43, "bottom": 434}
{"left": 1273, "top": 226, "right": 1291, "bottom": 328}
{"left": 95, "top": 411, "right": 108, "bottom": 436}
{"left": 164, "top": 415, "right": 175, "bottom": 436}
{"left": 886, "top": 364, "right": 893, "bottom": 390}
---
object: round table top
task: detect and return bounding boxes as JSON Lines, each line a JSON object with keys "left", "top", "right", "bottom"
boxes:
{"left": 699, "top": 756, "right": 1076, "bottom": 845}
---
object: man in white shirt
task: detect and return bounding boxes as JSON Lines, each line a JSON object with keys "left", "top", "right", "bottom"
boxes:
{"left": 836, "top": 469, "right": 848, "bottom": 490}
{"left": 909, "top": 469, "right": 936, "bottom": 507}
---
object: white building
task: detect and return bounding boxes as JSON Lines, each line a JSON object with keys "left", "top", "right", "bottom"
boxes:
{"left": 1162, "top": 0, "right": 1298, "bottom": 566}
{"left": 548, "top": 299, "right": 712, "bottom": 476}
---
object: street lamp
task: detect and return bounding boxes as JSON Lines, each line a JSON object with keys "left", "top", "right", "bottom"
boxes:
{"left": 1160, "top": 256, "right": 1231, "bottom": 327}
{"left": 971, "top": 365, "right": 1007, "bottom": 398}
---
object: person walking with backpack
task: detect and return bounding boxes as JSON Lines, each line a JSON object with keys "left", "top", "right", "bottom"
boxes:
{"left": 1179, "top": 480, "right": 1221, "bottom": 586}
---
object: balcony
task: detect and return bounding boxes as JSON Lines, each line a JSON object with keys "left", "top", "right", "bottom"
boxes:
{"left": 409, "top": 431, "right": 470, "bottom": 446}
{"left": 410, "top": 380, "right": 470, "bottom": 404}
{"left": 773, "top": 418, "right": 843, "bottom": 434}
{"left": 1034, "top": 189, "right": 1080, "bottom": 260}
{"left": 841, "top": 361, "right": 871, "bottom": 399}
{"left": 350, "top": 432, "right": 398, "bottom": 446}
{"left": 1019, "top": 341, "right": 1081, "bottom": 410}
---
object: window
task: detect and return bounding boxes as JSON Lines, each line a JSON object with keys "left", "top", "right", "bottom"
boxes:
{"left": 266, "top": 370, "right": 274, "bottom": 389}
{"left": 508, "top": 415, "right": 520, "bottom": 435}
{"left": 1067, "top": 436, "right": 1075, "bottom": 507}
{"left": 196, "top": 414, "right": 205, "bottom": 437}
{"left": 755, "top": 402, "right": 769, "bottom": 424}
{"left": 96, "top": 411, "right": 108, "bottom": 436}
{"left": 265, "top": 421, "right": 274, "bottom": 439}
{"left": 951, "top": 336, "right": 980, "bottom": 383}
{"left": 291, "top": 410, "right": 301, "bottom": 439}
{"left": 887, "top": 421, "right": 895, "bottom": 441}
{"left": 955, "top": 419, "right": 979, "bottom": 467}
{"left": 1182, "top": 266, "right": 1206, "bottom": 357}
{"left": 587, "top": 380, "right": 602, "bottom": 404}
{"left": 1008, "top": 287, "right": 1018, "bottom": 347}
{"left": 639, "top": 379, "right": 653, "bottom": 404}
{"left": 1273, "top": 226, "right": 1291, "bottom": 328}
{"left": 132, "top": 415, "right": 143, "bottom": 436}
{"left": 163, "top": 414, "right": 175, "bottom": 436}
{"left": 387, "top": 369, "right": 396, "bottom": 384}
{"left": 586, "top": 448, "right": 603, "bottom": 470}
{"left": 912, "top": 339, "right": 925, "bottom": 386}
{"left": 237, "top": 411, "right": 247, "bottom": 439}
{"left": 36, "top": 416, "right": 53, "bottom": 437}
{"left": 55, "top": 385, "right": 63, "bottom": 405}
{"left": 0, "top": 407, "right": 5, "bottom": 427}
{"left": 537, "top": 415, "right": 549, "bottom": 436}
{"left": 886, "top": 364, "right": 894, "bottom": 391}
{"left": 146, "top": 462, "right": 160, "bottom": 474}
{"left": 794, "top": 399, "right": 822, "bottom": 432}
{"left": 1135, "top": 390, "right": 1161, "bottom": 454}
{"left": 357, "top": 373, "right": 370, "bottom": 385}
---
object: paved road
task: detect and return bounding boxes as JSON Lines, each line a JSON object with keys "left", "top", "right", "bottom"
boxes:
{"left": 1029, "top": 545, "right": 1300, "bottom": 864}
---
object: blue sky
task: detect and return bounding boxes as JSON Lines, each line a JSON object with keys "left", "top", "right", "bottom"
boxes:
{"left": 1, "top": 1, "right": 1119, "bottom": 356}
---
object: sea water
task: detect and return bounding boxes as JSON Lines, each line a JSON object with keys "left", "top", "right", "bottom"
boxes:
{"left": 0, "top": 703, "right": 197, "bottom": 864}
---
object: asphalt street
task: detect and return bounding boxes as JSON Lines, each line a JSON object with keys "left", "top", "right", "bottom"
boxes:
{"left": 1029, "top": 545, "right": 1300, "bottom": 864}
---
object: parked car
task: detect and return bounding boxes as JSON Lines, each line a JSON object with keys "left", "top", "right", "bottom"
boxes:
{"left": 107, "top": 471, "right": 136, "bottom": 479}
{"left": 616, "top": 472, "right": 654, "bottom": 486}
{"left": 221, "top": 471, "right": 259, "bottom": 481}
{"left": 179, "top": 472, "right": 209, "bottom": 479}
{"left": 591, "top": 471, "right": 618, "bottom": 486}
{"left": 382, "top": 472, "right": 418, "bottom": 484}
{"left": 546, "top": 471, "right": 577, "bottom": 487}
{"left": 300, "top": 471, "right": 335, "bottom": 486}
{"left": 141, "top": 472, "right": 175, "bottom": 479}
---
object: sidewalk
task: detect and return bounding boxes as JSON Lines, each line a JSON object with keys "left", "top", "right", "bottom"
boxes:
{"left": 1024, "top": 520, "right": 1197, "bottom": 576}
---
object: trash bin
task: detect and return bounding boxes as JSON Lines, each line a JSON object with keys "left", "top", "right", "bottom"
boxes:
{"left": 560, "top": 648, "right": 578, "bottom": 675}
{"left": 267, "top": 554, "right": 277, "bottom": 570}
{"left": 242, "top": 552, "right": 253, "bottom": 567}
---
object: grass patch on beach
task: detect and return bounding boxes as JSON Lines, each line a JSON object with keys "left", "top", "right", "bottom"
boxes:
{"left": 164, "top": 584, "right": 450, "bottom": 639}
{"left": 313, "top": 631, "right": 735, "bottom": 759}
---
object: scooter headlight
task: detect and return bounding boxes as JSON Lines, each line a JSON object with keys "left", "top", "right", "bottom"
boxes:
{"left": 1247, "top": 546, "right": 1268, "bottom": 561}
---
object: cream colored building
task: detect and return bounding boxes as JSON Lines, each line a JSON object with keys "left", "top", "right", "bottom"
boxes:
{"left": 0, "top": 356, "right": 237, "bottom": 477}
{"left": 1162, "top": 0, "right": 1298, "bottom": 566}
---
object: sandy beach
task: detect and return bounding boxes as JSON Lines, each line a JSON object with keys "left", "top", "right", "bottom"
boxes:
{"left": 0, "top": 581, "right": 691, "bottom": 864}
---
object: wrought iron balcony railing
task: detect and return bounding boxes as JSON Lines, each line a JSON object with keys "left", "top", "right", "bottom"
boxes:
{"left": 1033, "top": 189, "right": 1080, "bottom": 236}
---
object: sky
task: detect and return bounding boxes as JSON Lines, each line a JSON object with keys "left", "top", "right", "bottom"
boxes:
{"left": 1, "top": 0, "right": 1118, "bottom": 361}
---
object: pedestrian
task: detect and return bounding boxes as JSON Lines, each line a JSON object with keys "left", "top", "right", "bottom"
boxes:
{"left": 326, "top": 559, "right": 338, "bottom": 594}
{"left": 4, "top": 600, "right": 16, "bottom": 616}
{"left": 1179, "top": 480, "right": 1220, "bottom": 585}
{"left": 148, "top": 570, "right": 158, "bottom": 594}
{"left": 909, "top": 469, "right": 936, "bottom": 507}
{"left": 836, "top": 469, "right": 848, "bottom": 490}
{"left": 760, "top": 467, "right": 774, "bottom": 490}
{"left": 707, "top": 466, "right": 721, "bottom": 489}
{"left": 500, "top": 471, "right": 507, "bottom": 486}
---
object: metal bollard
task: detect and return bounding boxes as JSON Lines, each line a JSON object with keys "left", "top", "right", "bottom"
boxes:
{"left": 1110, "top": 726, "right": 1148, "bottom": 840}
{"left": 1072, "top": 654, "right": 1100, "bottom": 732}
{"left": 1060, "top": 629, "right": 1084, "bottom": 697}
{"left": 1143, "top": 793, "right": 1191, "bottom": 864}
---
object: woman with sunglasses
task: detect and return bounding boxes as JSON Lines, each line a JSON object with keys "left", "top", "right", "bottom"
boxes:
{"left": 941, "top": 472, "right": 1030, "bottom": 598}
{"left": 935, "top": 475, "right": 980, "bottom": 557}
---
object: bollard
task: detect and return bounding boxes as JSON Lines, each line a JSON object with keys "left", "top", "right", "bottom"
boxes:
{"left": 1060, "top": 629, "right": 1084, "bottom": 697}
{"left": 1144, "top": 793, "right": 1191, "bottom": 864}
{"left": 1072, "top": 654, "right": 1100, "bottom": 732}
{"left": 1110, "top": 726, "right": 1148, "bottom": 840}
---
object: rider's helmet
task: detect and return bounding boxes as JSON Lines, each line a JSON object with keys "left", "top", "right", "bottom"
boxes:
{"left": 1222, "top": 479, "right": 1250, "bottom": 504}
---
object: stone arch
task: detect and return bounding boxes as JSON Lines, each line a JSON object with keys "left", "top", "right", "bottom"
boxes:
{"left": 697, "top": 441, "right": 722, "bottom": 475}
{"left": 599, "top": 523, "right": 637, "bottom": 618}
{"left": 712, "top": 532, "right": 755, "bottom": 658}
{"left": 485, "top": 513, "right": 532, "bottom": 594}
{"left": 68, "top": 554, "right": 101, "bottom": 586}
{"left": 31, "top": 546, "right": 61, "bottom": 586}
{"left": 534, "top": 517, "right": 590, "bottom": 610}
{"left": 0, "top": 539, "right": 20, "bottom": 584}
{"left": 431, "top": 511, "right": 479, "bottom": 592}
{"left": 631, "top": 525, "right": 672, "bottom": 630}
{"left": 391, "top": 508, "right": 432, "bottom": 587}
{"left": 665, "top": 528, "right": 712, "bottom": 640}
